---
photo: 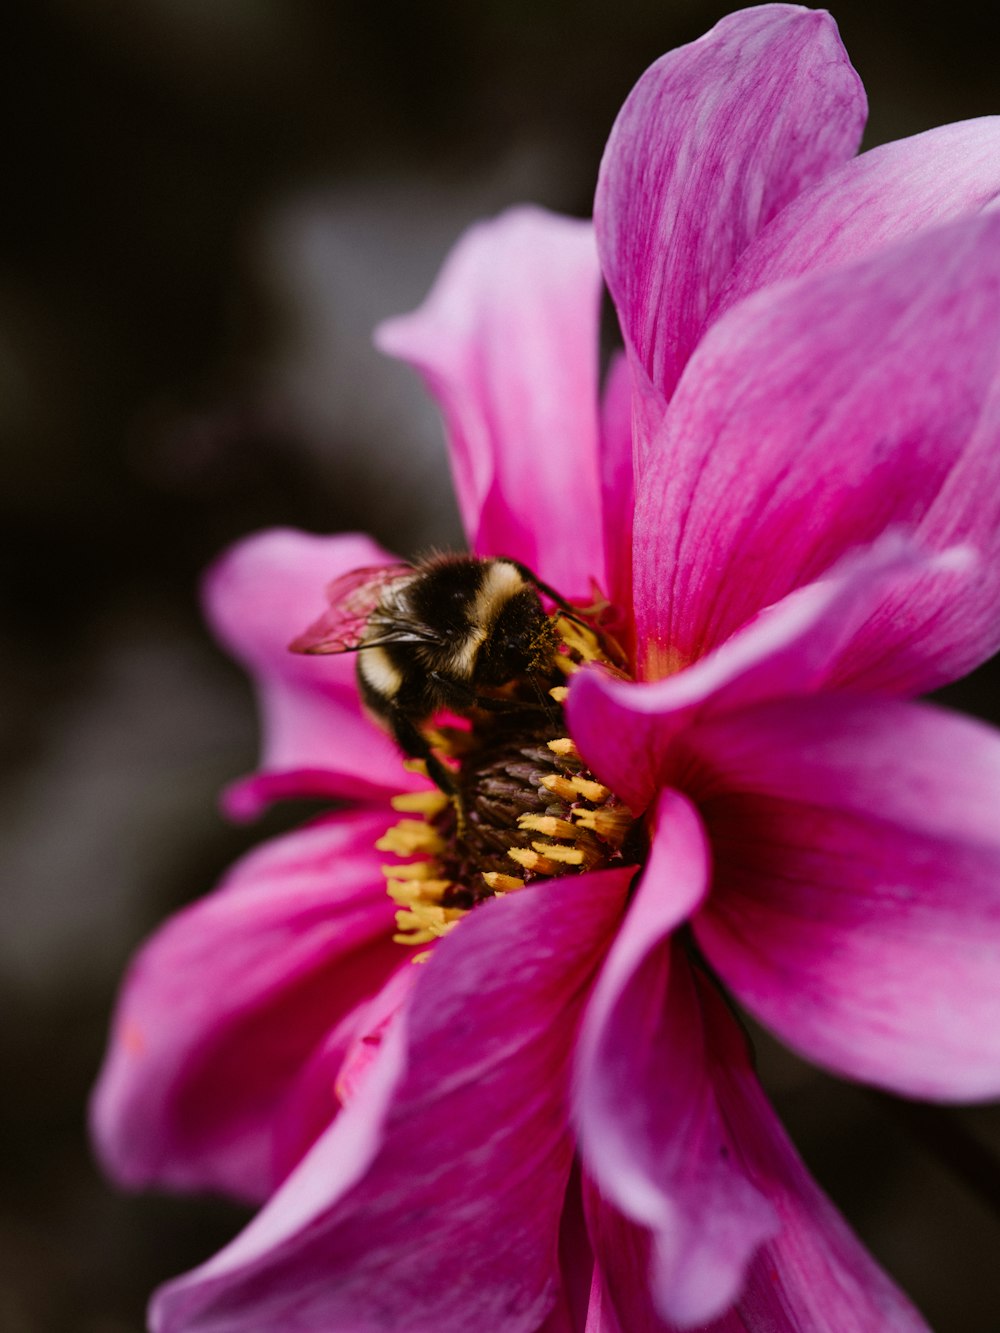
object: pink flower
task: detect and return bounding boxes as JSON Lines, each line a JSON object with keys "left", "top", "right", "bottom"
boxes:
{"left": 93, "top": 7, "right": 1000, "bottom": 1330}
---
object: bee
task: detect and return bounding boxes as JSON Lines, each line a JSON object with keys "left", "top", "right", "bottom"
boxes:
{"left": 289, "top": 554, "right": 576, "bottom": 798}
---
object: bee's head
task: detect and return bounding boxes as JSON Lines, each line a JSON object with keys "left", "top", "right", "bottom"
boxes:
{"left": 474, "top": 585, "right": 556, "bottom": 686}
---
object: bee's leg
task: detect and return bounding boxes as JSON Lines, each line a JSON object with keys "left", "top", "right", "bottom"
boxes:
{"left": 388, "top": 708, "right": 458, "bottom": 800}
{"left": 426, "top": 671, "right": 550, "bottom": 719}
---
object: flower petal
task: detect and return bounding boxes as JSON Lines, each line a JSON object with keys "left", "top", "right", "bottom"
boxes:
{"left": 584, "top": 1061, "right": 928, "bottom": 1332}
{"left": 575, "top": 789, "right": 779, "bottom": 1327}
{"left": 714, "top": 117, "right": 1000, "bottom": 318}
{"left": 685, "top": 694, "right": 1000, "bottom": 1100}
{"left": 376, "top": 207, "right": 605, "bottom": 596}
{"left": 599, "top": 351, "right": 636, "bottom": 620}
{"left": 90, "top": 809, "right": 400, "bottom": 1203}
{"left": 595, "top": 4, "right": 865, "bottom": 437}
{"left": 204, "top": 528, "right": 410, "bottom": 809}
{"left": 150, "top": 868, "right": 632, "bottom": 1333}
{"left": 569, "top": 535, "right": 961, "bottom": 813}
{"left": 634, "top": 210, "right": 1000, "bottom": 691}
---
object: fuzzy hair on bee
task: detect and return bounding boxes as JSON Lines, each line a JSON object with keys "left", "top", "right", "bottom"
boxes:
{"left": 290, "top": 553, "right": 575, "bottom": 797}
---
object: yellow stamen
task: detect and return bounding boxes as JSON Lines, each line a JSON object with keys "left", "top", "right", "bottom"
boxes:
{"left": 507, "top": 847, "right": 560, "bottom": 876}
{"left": 376, "top": 819, "right": 445, "bottom": 856}
{"left": 393, "top": 927, "right": 437, "bottom": 945}
{"left": 569, "top": 775, "right": 609, "bottom": 803}
{"left": 531, "top": 841, "right": 586, "bottom": 866}
{"left": 539, "top": 774, "right": 579, "bottom": 803}
{"left": 518, "top": 813, "right": 577, "bottom": 839}
{"left": 556, "top": 616, "right": 605, "bottom": 660}
{"left": 391, "top": 790, "right": 450, "bottom": 815}
{"left": 385, "top": 878, "right": 451, "bottom": 906}
{"left": 381, "top": 860, "right": 439, "bottom": 881}
{"left": 547, "top": 737, "right": 579, "bottom": 760}
{"left": 549, "top": 685, "right": 569, "bottom": 703}
{"left": 572, "top": 804, "right": 634, "bottom": 845}
{"left": 482, "top": 871, "right": 526, "bottom": 892}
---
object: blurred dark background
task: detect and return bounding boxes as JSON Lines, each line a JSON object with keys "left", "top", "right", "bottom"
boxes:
{"left": 3, "top": 2, "right": 1000, "bottom": 1329}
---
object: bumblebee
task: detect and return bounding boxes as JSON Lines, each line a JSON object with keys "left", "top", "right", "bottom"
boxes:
{"left": 289, "top": 553, "right": 575, "bottom": 795}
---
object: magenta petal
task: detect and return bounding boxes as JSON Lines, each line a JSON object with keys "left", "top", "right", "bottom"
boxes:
{"left": 204, "top": 528, "right": 411, "bottom": 805}
{"left": 687, "top": 695, "right": 1000, "bottom": 1100}
{"left": 569, "top": 535, "right": 959, "bottom": 813}
{"left": 575, "top": 790, "right": 780, "bottom": 1327}
{"left": 596, "top": 4, "right": 864, "bottom": 432}
{"left": 715, "top": 117, "right": 1000, "bottom": 319}
{"left": 91, "top": 809, "right": 400, "bottom": 1203}
{"left": 634, "top": 210, "right": 1000, "bottom": 690}
{"left": 584, "top": 1025, "right": 929, "bottom": 1332}
{"left": 151, "top": 869, "right": 632, "bottom": 1333}
{"left": 376, "top": 207, "right": 605, "bottom": 596}
{"left": 600, "top": 351, "right": 636, "bottom": 618}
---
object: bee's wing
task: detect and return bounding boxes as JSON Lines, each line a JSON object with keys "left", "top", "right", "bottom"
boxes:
{"left": 289, "top": 563, "right": 417, "bottom": 655}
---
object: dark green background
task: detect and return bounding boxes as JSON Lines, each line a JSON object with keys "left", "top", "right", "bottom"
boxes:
{"left": 3, "top": 2, "right": 999, "bottom": 1328}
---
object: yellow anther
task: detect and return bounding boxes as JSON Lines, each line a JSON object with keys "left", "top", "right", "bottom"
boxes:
{"left": 547, "top": 737, "right": 579, "bottom": 759}
{"left": 482, "top": 871, "right": 526, "bottom": 892}
{"left": 384, "top": 878, "right": 451, "bottom": 906}
{"left": 391, "top": 790, "right": 450, "bottom": 815}
{"left": 385, "top": 880, "right": 421, "bottom": 906}
{"left": 549, "top": 685, "right": 569, "bottom": 703}
{"left": 507, "top": 847, "right": 559, "bottom": 876}
{"left": 411, "top": 950, "right": 433, "bottom": 965}
{"left": 531, "top": 841, "right": 585, "bottom": 865}
{"left": 553, "top": 653, "right": 579, "bottom": 676}
{"left": 402, "top": 758, "right": 429, "bottom": 776}
{"left": 518, "top": 813, "right": 577, "bottom": 839}
{"left": 572, "top": 804, "right": 634, "bottom": 845}
{"left": 570, "top": 776, "right": 609, "bottom": 803}
{"left": 393, "top": 927, "right": 437, "bottom": 946}
{"left": 376, "top": 820, "right": 446, "bottom": 856}
{"left": 540, "top": 774, "right": 580, "bottom": 803}
{"left": 556, "top": 617, "right": 604, "bottom": 660}
{"left": 381, "top": 860, "right": 439, "bottom": 881}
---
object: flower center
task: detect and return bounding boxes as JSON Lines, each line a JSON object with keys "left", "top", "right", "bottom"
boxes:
{"left": 377, "top": 609, "right": 640, "bottom": 955}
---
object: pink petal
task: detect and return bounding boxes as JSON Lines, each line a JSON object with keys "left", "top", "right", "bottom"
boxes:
{"left": 714, "top": 117, "right": 1000, "bottom": 320}
{"left": 204, "top": 528, "right": 411, "bottom": 807}
{"left": 575, "top": 790, "right": 779, "bottom": 1327}
{"left": 595, "top": 4, "right": 865, "bottom": 440}
{"left": 569, "top": 535, "right": 962, "bottom": 814}
{"left": 685, "top": 694, "right": 1000, "bottom": 1101}
{"left": 584, "top": 1067, "right": 928, "bottom": 1332}
{"left": 599, "top": 351, "right": 636, "bottom": 620}
{"left": 376, "top": 207, "right": 605, "bottom": 597}
{"left": 90, "top": 809, "right": 400, "bottom": 1203}
{"left": 150, "top": 868, "right": 633, "bottom": 1333}
{"left": 634, "top": 210, "right": 1000, "bottom": 693}
{"left": 540, "top": 1164, "right": 596, "bottom": 1333}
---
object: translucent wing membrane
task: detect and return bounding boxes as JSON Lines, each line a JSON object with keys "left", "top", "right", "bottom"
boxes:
{"left": 288, "top": 564, "right": 416, "bottom": 654}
